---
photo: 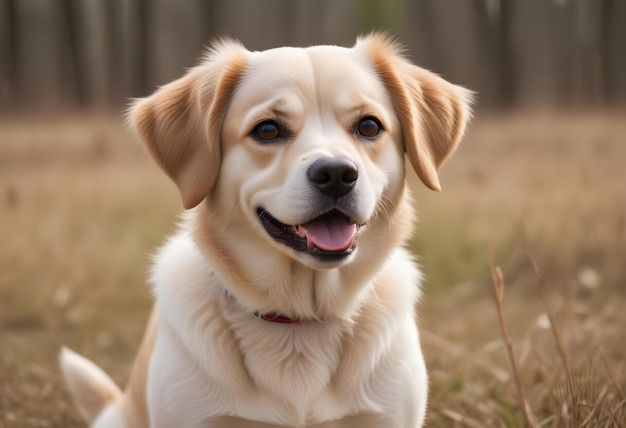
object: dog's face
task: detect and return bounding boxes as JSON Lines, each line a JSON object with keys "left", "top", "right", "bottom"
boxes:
{"left": 218, "top": 45, "right": 405, "bottom": 269}
{"left": 130, "top": 34, "right": 471, "bottom": 316}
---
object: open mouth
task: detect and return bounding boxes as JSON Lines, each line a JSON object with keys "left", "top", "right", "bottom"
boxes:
{"left": 256, "top": 208, "right": 359, "bottom": 262}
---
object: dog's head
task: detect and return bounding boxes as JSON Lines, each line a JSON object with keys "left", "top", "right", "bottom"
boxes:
{"left": 129, "top": 34, "right": 471, "bottom": 316}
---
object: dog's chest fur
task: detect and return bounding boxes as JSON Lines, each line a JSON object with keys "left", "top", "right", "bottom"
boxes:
{"left": 149, "top": 230, "right": 423, "bottom": 427}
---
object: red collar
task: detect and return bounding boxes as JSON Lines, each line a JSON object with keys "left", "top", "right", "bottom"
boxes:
{"left": 257, "top": 312, "right": 307, "bottom": 324}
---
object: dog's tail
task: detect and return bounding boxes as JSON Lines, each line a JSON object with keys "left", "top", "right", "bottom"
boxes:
{"left": 59, "top": 347, "right": 122, "bottom": 424}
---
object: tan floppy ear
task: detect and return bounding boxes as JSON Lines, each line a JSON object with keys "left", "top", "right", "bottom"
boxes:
{"left": 128, "top": 41, "right": 248, "bottom": 209}
{"left": 360, "top": 34, "right": 473, "bottom": 191}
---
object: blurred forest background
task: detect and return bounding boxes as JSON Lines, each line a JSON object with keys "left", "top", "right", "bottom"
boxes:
{"left": 2, "top": 1, "right": 626, "bottom": 427}
{"left": 1, "top": 0, "right": 626, "bottom": 112}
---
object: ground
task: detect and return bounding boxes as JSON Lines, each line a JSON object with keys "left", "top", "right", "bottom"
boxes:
{"left": 1, "top": 112, "right": 624, "bottom": 427}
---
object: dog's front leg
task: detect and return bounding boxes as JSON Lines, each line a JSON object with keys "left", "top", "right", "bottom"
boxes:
{"left": 147, "top": 328, "right": 216, "bottom": 428}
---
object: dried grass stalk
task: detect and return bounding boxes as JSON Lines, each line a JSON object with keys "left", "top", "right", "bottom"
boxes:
{"left": 488, "top": 255, "right": 536, "bottom": 428}
{"left": 525, "top": 250, "right": 577, "bottom": 423}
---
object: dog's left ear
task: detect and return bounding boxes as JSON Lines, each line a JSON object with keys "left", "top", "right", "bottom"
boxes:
{"left": 359, "top": 34, "right": 473, "bottom": 191}
{"left": 128, "top": 41, "right": 248, "bottom": 209}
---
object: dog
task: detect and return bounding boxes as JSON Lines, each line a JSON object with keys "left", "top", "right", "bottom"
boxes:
{"left": 60, "top": 33, "right": 472, "bottom": 427}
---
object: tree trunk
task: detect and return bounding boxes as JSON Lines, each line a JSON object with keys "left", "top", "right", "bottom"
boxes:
{"left": 60, "top": 0, "right": 87, "bottom": 106}
{"left": 2, "top": 0, "right": 19, "bottom": 107}
{"left": 495, "top": 0, "right": 516, "bottom": 108}
{"left": 599, "top": 0, "right": 615, "bottom": 105}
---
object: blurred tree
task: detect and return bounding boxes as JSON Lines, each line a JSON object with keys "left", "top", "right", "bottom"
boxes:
{"left": 471, "top": 0, "right": 516, "bottom": 108}
{"left": 0, "top": 0, "right": 19, "bottom": 108}
{"left": 2, "top": 0, "right": 626, "bottom": 111}
{"left": 103, "top": 0, "right": 123, "bottom": 106}
{"left": 133, "top": 0, "right": 150, "bottom": 98}
{"left": 60, "top": 0, "right": 86, "bottom": 106}
{"left": 198, "top": 0, "right": 219, "bottom": 46}
{"left": 599, "top": 0, "right": 615, "bottom": 105}
{"left": 411, "top": 0, "right": 445, "bottom": 72}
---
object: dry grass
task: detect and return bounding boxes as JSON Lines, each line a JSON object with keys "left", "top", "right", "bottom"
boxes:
{"left": 1, "top": 111, "right": 625, "bottom": 427}
{"left": 488, "top": 258, "right": 535, "bottom": 427}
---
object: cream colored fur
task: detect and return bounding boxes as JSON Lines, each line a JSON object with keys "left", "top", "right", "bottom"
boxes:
{"left": 60, "top": 33, "right": 472, "bottom": 428}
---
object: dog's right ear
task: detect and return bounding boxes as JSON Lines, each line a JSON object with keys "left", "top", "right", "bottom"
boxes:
{"left": 128, "top": 41, "right": 248, "bottom": 209}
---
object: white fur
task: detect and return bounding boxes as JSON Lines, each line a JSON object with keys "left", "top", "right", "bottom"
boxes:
{"left": 59, "top": 347, "right": 124, "bottom": 425}
{"left": 60, "top": 34, "right": 471, "bottom": 428}
{"left": 146, "top": 233, "right": 426, "bottom": 427}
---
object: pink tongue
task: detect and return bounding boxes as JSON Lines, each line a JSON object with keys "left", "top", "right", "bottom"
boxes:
{"left": 300, "top": 212, "right": 357, "bottom": 252}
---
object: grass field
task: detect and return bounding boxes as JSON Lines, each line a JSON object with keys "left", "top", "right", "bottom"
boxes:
{"left": 1, "top": 112, "right": 625, "bottom": 427}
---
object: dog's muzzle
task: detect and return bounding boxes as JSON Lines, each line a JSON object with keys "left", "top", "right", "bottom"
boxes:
{"left": 257, "top": 157, "right": 362, "bottom": 263}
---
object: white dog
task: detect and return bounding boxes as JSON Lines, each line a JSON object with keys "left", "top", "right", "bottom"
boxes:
{"left": 60, "top": 33, "right": 472, "bottom": 427}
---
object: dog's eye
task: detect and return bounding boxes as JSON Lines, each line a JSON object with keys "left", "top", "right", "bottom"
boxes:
{"left": 253, "top": 120, "right": 280, "bottom": 141}
{"left": 356, "top": 117, "right": 382, "bottom": 139}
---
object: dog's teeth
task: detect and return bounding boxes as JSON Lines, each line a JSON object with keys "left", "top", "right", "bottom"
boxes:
{"left": 293, "top": 225, "right": 307, "bottom": 238}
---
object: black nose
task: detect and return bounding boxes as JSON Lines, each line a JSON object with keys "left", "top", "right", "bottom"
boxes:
{"left": 307, "top": 158, "right": 358, "bottom": 199}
